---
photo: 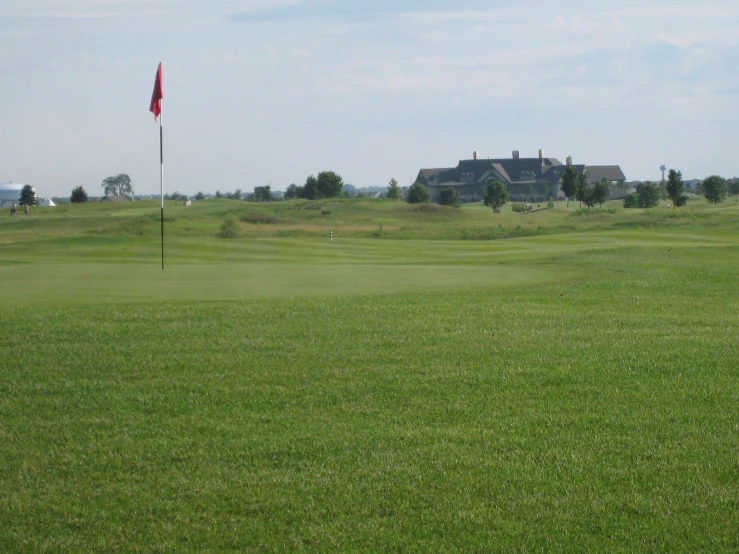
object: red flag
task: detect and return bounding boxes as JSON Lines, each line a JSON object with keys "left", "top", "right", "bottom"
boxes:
{"left": 149, "top": 62, "right": 163, "bottom": 120}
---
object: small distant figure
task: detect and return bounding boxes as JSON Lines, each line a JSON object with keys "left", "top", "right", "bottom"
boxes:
{"left": 10, "top": 202, "right": 17, "bottom": 217}
{"left": 24, "top": 203, "right": 29, "bottom": 216}
{"left": 537, "top": 203, "right": 540, "bottom": 210}
{"left": 666, "top": 203, "right": 670, "bottom": 208}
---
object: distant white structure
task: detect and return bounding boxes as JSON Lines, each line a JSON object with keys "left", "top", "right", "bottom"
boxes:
{"left": 38, "top": 197, "right": 56, "bottom": 207}
{"left": 0, "top": 183, "right": 25, "bottom": 206}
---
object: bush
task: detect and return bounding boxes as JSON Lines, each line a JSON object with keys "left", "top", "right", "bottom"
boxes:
{"left": 511, "top": 203, "right": 526, "bottom": 213}
{"left": 624, "top": 193, "right": 639, "bottom": 208}
{"left": 414, "top": 204, "right": 442, "bottom": 213}
{"left": 636, "top": 182, "right": 660, "bottom": 208}
{"left": 406, "top": 183, "right": 430, "bottom": 204}
{"left": 439, "top": 187, "right": 461, "bottom": 207}
{"left": 241, "top": 213, "right": 277, "bottom": 224}
{"left": 703, "top": 175, "right": 728, "bottom": 204}
{"left": 547, "top": 201, "right": 554, "bottom": 208}
{"left": 217, "top": 217, "right": 241, "bottom": 238}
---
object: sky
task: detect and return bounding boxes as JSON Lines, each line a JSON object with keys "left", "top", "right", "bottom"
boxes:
{"left": 1, "top": 0, "right": 738, "bottom": 197}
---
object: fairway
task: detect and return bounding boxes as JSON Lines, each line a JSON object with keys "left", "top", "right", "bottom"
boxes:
{"left": 1, "top": 199, "right": 738, "bottom": 551}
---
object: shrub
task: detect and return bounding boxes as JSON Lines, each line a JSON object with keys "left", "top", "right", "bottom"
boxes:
{"left": 241, "top": 213, "right": 277, "bottom": 224}
{"left": 414, "top": 204, "right": 441, "bottom": 213}
{"left": 511, "top": 203, "right": 526, "bottom": 213}
{"left": 439, "top": 187, "right": 462, "bottom": 207}
{"left": 547, "top": 201, "right": 554, "bottom": 208}
{"left": 703, "top": 175, "right": 728, "bottom": 204}
{"left": 624, "top": 193, "right": 639, "bottom": 208}
{"left": 217, "top": 217, "right": 241, "bottom": 238}
{"left": 406, "top": 183, "right": 430, "bottom": 204}
{"left": 636, "top": 182, "right": 660, "bottom": 208}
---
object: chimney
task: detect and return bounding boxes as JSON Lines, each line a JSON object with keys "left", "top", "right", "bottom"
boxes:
{"left": 512, "top": 150, "right": 520, "bottom": 159}
{"left": 566, "top": 155, "right": 573, "bottom": 167}
{"left": 473, "top": 151, "right": 478, "bottom": 160}
{"left": 538, "top": 149, "right": 544, "bottom": 160}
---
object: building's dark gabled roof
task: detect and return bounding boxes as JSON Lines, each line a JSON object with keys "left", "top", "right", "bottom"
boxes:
{"left": 99, "top": 195, "right": 130, "bottom": 203}
{"left": 417, "top": 157, "right": 626, "bottom": 191}
{"left": 420, "top": 157, "right": 566, "bottom": 187}
{"left": 575, "top": 165, "right": 627, "bottom": 183}
{"left": 415, "top": 168, "right": 452, "bottom": 185}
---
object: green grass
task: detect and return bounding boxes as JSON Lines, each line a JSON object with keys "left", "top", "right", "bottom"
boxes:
{"left": 1, "top": 197, "right": 738, "bottom": 550}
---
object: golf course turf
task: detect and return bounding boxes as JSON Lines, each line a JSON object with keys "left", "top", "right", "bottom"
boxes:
{"left": 1, "top": 198, "right": 738, "bottom": 551}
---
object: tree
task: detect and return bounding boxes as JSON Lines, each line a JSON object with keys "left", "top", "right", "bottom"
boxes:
{"left": 666, "top": 169, "right": 687, "bottom": 208}
{"left": 728, "top": 179, "right": 739, "bottom": 196}
{"left": 215, "top": 190, "right": 223, "bottom": 198}
{"left": 228, "top": 189, "right": 242, "bottom": 200}
{"left": 387, "top": 178, "right": 401, "bottom": 200}
{"left": 19, "top": 184, "right": 37, "bottom": 206}
{"left": 591, "top": 178, "right": 611, "bottom": 208}
{"left": 316, "top": 171, "right": 343, "bottom": 199}
{"left": 217, "top": 217, "right": 241, "bottom": 239}
{"left": 623, "top": 193, "right": 639, "bottom": 208}
{"left": 702, "top": 175, "right": 728, "bottom": 204}
{"left": 101, "top": 174, "right": 133, "bottom": 198}
{"left": 284, "top": 184, "right": 302, "bottom": 200}
{"left": 561, "top": 166, "right": 579, "bottom": 207}
{"left": 439, "top": 187, "right": 461, "bottom": 207}
{"left": 70, "top": 186, "right": 88, "bottom": 203}
{"left": 343, "top": 184, "right": 357, "bottom": 198}
{"left": 300, "top": 172, "right": 343, "bottom": 200}
{"left": 575, "top": 173, "right": 591, "bottom": 208}
{"left": 195, "top": 191, "right": 206, "bottom": 201}
{"left": 251, "top": 185, "right": 273, "bottom": 202}
{"left": 635, "top": 182, "right": 660, "bottom": 208}
{"left": 483, "top": 181, "right": 508, "bottom": 211}
{"left": 406, "top": 183, "right": 430, "bottom": 204}
{"left": 303, "top": 175, "right": 320, "bottom": 199}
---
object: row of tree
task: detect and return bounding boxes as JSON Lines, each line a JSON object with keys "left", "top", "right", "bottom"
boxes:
{"left": 560, "top": 167, "right": 612, "bottom": 208}
{"left": 67, "top": 168, "right": 737, "bottom": 209}
{"left": 623, "top": 182, "right": 661, "bottom": 208}
{"left": 624, "top": 171, "right": 736, "bottom": 209}
{"left": 284, "top": 172, "right": 344, "bottom": 200}
{"left": 66, "top": 174, "right": 133, "bottom": 203}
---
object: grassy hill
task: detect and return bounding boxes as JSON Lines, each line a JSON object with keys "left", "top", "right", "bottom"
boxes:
{"left": 5, "top": 195, "right": 739, "bottom": 244}
{"left": 1, "top": 197, "right": 738, "bottom": 550}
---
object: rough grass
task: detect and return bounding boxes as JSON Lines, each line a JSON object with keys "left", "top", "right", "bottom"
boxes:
{"left": 4, "top": 195, "right": 738, "bottom": 243}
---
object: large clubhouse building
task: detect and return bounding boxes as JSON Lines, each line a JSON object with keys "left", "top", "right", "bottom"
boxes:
{"left": 415, "top": 150, "right": 627, "bottom": 203}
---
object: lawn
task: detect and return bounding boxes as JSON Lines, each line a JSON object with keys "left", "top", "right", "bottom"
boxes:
{"left": 1, "top": 198, "right": 738, "bottom": 551}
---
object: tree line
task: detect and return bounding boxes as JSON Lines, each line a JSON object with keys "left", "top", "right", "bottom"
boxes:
{"left": 60, "top": 168, "right": 738, "bottom": 209}
{"left": 623, "top": 171, "right": 735, "bottom": 209}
